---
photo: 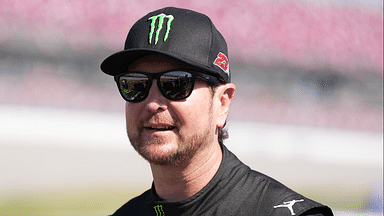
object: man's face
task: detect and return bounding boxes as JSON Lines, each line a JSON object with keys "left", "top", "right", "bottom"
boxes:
{"left": 125, "top": 55, "right": 218, "bottom": 166}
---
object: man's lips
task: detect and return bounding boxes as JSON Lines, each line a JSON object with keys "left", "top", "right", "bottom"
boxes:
{"left": 145, "top": 126, "right": 176, "bottom": 131}
{"left": 143, "top": 124, "right": 176, "bottom": 131}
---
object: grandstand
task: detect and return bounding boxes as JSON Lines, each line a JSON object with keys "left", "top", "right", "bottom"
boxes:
{"left": 0, "top": 0, "right": 382, "bottom": 131}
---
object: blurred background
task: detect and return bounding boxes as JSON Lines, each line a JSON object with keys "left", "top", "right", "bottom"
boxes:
{"left": 0, "top": 0, "right": 382, "bottom": 215}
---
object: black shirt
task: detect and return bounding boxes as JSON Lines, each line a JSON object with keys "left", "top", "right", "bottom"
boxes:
{"left": 111, "top": 144, "right": 333, "bottom": 216}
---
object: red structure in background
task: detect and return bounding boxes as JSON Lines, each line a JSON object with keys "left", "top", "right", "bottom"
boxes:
{"left": 1, "top": 0, "right": 382, "bottom": 74}
{"left": 0, "top": 0, "right": 382, "bottom": 132}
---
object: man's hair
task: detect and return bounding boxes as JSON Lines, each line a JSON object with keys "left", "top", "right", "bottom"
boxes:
{"left": 209, "top": 84, "right": 229, "bottom": 144}
{"left": 218, "top": 123, "right": 229, "bottom": 143}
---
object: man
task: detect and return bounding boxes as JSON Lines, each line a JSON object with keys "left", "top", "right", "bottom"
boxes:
{"left": 101, "top": 7, "right": 333, "bottom": 216}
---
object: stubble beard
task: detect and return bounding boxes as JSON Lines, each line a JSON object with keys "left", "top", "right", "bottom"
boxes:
{"left": 128, "top": 104, "right": 215, "bottom": 166}
{"left": 129, "top": 124, "right": 213, "bottom": 166}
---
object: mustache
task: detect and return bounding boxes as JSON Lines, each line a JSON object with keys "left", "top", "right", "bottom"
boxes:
{"left": 139, "top": 113, "right": 179, "bottom": 128}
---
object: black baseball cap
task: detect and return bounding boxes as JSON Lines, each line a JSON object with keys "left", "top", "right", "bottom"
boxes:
{"left": 100, "top": 7, "right": 230, "bottom": 83}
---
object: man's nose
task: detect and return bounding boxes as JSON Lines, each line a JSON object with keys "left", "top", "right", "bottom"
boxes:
{"left": 144, "top": 80, "right": 168, "bottom": 112}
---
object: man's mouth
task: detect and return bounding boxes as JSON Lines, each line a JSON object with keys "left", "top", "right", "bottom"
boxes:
{"left": 145, "top": 126, "right": 176, "bottom": 131}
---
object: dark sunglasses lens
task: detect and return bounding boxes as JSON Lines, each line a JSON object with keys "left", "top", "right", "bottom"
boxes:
{"left": 160, "top": 71, "right": 194, "bottom": 100}
{"left": 118, "top": 73, "right": 149, "bottom": 102}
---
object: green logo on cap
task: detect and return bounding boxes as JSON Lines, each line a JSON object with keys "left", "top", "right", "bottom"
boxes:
{"left": 148, "top": 13, "right": 174, "bottom": 45}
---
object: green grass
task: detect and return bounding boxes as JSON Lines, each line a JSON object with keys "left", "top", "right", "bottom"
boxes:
{"left": 298, "top": 186, "right": 372, "bottom": 212}
{"left": 0, "top": 186, "right": 372, "bottom": 215}
{"left": 0, "top": 187, "right": 144, "bottom": 216}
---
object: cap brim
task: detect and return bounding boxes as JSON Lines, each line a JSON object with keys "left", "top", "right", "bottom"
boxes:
{"left": 100, "top": 49, "right": 218, "bottom": 78}
{"left": 101, "top": 49, "right": 157, "bottom": 76}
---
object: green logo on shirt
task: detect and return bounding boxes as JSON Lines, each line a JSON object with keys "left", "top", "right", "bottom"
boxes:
{"left": 153, "top": 204, "right": 165, "bottom": 216}
{"left": 148, "top": 13, "right": 174, "bottom": 45}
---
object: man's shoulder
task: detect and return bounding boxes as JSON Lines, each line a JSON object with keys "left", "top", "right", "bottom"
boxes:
{"left": 214, "top": 145, "right": 333, "bottom": 215}
{"left": 235, "top": 169, "right": 333, "bottom": 216}
{"left": 110, "top": 189, "right": 152, "bottom": 216}
{"left": 206, "top": 166, "right": 332, "bottom": 216}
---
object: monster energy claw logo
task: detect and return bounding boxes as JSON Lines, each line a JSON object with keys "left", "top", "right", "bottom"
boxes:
{"left": 148, "top": 13, "right": 174, "bottom": 45}
{"left": 153, "top": 204, "right": 165, "bottom": 216}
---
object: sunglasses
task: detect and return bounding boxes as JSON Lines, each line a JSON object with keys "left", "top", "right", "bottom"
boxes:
{"left": 114, "top": 70, "right": 223, "bottom": 102}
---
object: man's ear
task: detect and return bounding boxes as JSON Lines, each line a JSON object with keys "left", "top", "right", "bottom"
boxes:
{"left": 215, "top": 83, "right": 235, "bottom": 128}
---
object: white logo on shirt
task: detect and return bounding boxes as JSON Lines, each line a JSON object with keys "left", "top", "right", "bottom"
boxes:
{"left": 274, "top": 199, "right": 304, "bottom": 215}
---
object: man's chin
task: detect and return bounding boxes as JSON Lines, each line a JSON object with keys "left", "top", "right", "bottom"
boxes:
{"left": 129, "top": 128, "right": 212, "bottom": 166}
{"left": 135, "top": 142, "right": 192, "bottom": 166}
{"left": 138, "top": 149, "right": 187, "bottom": 166}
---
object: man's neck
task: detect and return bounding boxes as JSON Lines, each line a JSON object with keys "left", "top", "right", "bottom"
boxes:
{"left": 149, "top": 142, "right": 223, "bottom": 201}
